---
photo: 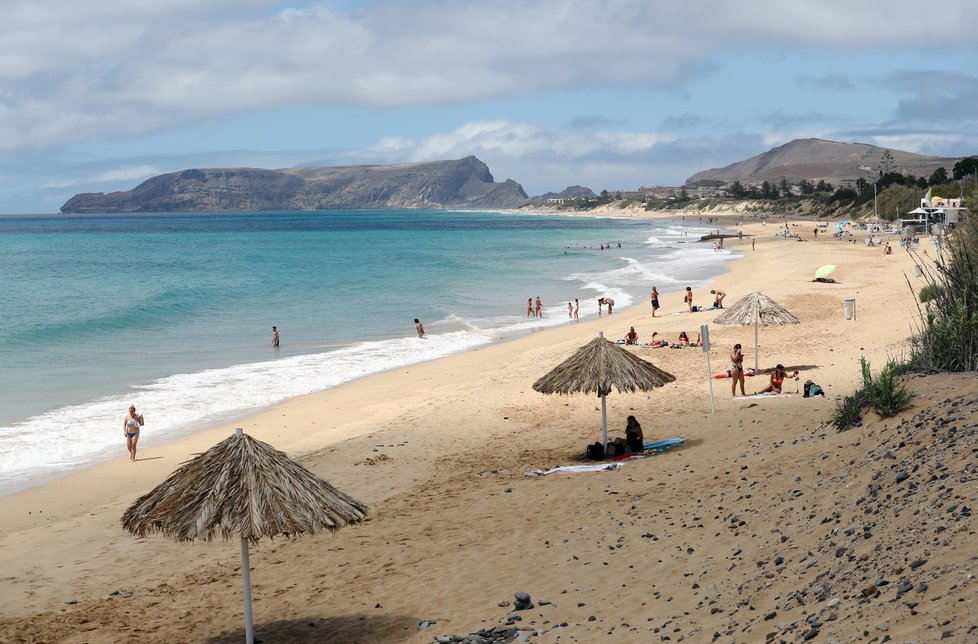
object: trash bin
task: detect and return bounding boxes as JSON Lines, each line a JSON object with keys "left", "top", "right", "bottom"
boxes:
{"left": 843, "top": 298, "right": 856, "bottom": 320}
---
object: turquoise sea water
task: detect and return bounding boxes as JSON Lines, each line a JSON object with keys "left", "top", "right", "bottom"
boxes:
{"left": 0, "top": 210, "right": 735, "bottom": 494}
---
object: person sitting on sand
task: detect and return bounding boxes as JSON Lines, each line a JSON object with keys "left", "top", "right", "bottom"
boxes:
{"left": 678, "top": 331, "right": 689, "bottom": 346}
{"left": 625, "top": 327, "right": 638, "bottom": 345}
{"left": 756, "top": 364, "right": 798, "bottom": 394}
{"left": 625, "top": 416, "right": 644, "bottom": 453}
{"left": 812, "top": 277, "right": 836, "bottom": 283}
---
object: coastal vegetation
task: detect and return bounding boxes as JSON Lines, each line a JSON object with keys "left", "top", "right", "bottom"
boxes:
{"left": 832, "top": 218, "right": 978, "bottom": 431}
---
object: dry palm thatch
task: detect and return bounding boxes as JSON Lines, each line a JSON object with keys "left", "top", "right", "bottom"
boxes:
{"left": 533, "top": 335, "right": 676, "bottom": 396}
{"left": 713, "top": 291, "right": 800, "bottom": 372}
{"left": 122, "top": 430, "right": 367, "bottom": 543}
{"left": 533, "top": 333, "right": 675, "bottom": 450}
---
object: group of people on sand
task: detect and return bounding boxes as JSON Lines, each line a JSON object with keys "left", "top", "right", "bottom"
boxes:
{"left": 727, "top": 345, "right": 797, "bottom": 397}
{"left": 650, "top": 286, "right": 726, "bottom": 316}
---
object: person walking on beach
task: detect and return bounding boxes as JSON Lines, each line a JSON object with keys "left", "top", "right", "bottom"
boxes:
{"left": 710, "top": 289, "right": 726, "bottom": 308}
{"left": 730, "top": 344, "right": 746, "bottom": 397}
{"left": 124, "top": 404, "right": 144, "bottom": 462}
{"left": 414, "top": 318, "right": 425, "bottom": 338}
{"left": 535, "top": 296, "right": 542, "bottom": 317}
{"left": 272, "top": 326, "right": 280, "bottom": 348}
{"left": 650, "top": 286, "right": 660, "bottom": 317}
{"left": 527, "top": 298, "right": 534, "bottom": 317}
{"left": 574, "top": 299, "right": 579, "bottom": 321}
{"left": 752, "top": 238, "right": 756, "bottom": 251}
{"left": 684, "top": 286, "right": 693, "bottom": 313}
{"left": 568, "top": 302, "right": 573, "bottom": 319}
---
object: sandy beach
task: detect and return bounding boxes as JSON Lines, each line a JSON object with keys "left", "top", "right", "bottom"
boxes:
{"left": 2, "top": 212, "right": 975, "bottom": 643}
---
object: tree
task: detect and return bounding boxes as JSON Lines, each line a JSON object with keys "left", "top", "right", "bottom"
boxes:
{"left": 952, "top": 157, "right": 978, "bottom": 180}
{"left": 879, "top": 149, "right": 895, "bottom": 175}
{"left": 760, "top": 180, "right": 775, "bottom": 199}
{"left": 679, "top": 186, "right": 689, "bottom": 202}
{"left": 855, "top": 177, "right": 870, "bottom": 196}
{"left": 929, "top": 167, "right": 949, "bottom": 185}
{"left": 729, "top": 181, "right": 746, "bottom": 198}
{"left": 798, "top": 179, "right": 815, "bottom": 196}
{"left": 815, "top": 180, "right": 833, "bottom": 193}
{"left": 779, "top": 177, "right": 791, "bottom": 197}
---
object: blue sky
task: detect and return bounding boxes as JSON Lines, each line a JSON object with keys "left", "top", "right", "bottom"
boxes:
{"left": 1, "top": 0, "right": 976, "bottom": 213}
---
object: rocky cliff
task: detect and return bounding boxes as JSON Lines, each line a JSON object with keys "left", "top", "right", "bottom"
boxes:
{"left": 61, "top": 156, "right": 529, "bottom": 213}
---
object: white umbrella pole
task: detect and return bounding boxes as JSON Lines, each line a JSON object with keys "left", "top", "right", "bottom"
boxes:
{"left": 234, "top": 428, "right": 255, "bottom": 644}
{"left": 241, "top": 537, "right": 254, "bottom": 644}
{"left": 597, "top": 331, "right": 608, "bottom": 451}
{"left": 754, "top": 321, "right": 759, "bottom": 373}
{"left": 601, "top": 394, "right": 608, "bottom": 451}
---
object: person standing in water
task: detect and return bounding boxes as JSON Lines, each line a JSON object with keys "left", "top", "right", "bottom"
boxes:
{"left": 526, "top": 298, "right": 534, "bottom": 317}
{"left": 573, "top": 299, "right": 579, "bottom": 321}
{"left": 535, "top": 296, "right": 542, "bottom": 317}
{"left": 568, "top": 302, "right": 573, "bottom": 319}
{"left": 414, "top": 318, "right": 425, "bottom": 338}
{"left": 124, "top": 404, "right": 144, "bottom": 462}
{"left": 272, "top": 326, "right": 280, "bottom": 348}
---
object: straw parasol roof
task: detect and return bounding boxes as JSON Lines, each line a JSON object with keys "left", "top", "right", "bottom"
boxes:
{"left": 122, "top": 430, "right": 367, "bottom": 542}
{"left": 533, "top": 333, "right": 675, "bottom": 451}
{"left": 713, "top": 291, "right": 799, "bottom": 372}
{"left": 532, "top": 334, "right": 676, "bottom": 396}
{"left": 122, "top": 429, "right": 367, "bottom": 643}
{"left": 713, "top": 291, "right": 799, "bottom": 328}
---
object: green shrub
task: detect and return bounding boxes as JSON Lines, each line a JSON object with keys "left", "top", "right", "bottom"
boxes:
{"left": 919, "top": 284, "right": 943, "bottom": 304}
{"left": 831, "top": 390, "right": 867, "bottom": 431}
{"left": 860, "top": 358, "right": 913, "bottom": 417}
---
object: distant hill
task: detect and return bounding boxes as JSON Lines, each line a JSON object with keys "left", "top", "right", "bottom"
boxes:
{"left": 524, "top": 185, "right": 597, "bottom": 205}
{"left": 61, "top": 156, "right": 529, "bottom": 213}
{"left": 685, "top": 138, "right": 963, "bottom": 186}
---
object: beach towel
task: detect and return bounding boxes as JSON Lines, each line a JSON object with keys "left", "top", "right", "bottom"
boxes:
{"left": 735, "top": 393, "right": 793, "bottom": 400}
{"left": 611, "top": 437, "right": 686, "bottom": 461}
{"left": 525, "top": 463, "right": 622, "bottom": 477}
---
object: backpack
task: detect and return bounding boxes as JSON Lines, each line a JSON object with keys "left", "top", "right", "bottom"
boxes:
{"left": 586, "top": 442, "right": 605, "bottom": 460}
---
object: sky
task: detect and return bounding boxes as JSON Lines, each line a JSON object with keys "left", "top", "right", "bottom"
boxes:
{"left": 1, "top": 0, "right": 977, "bottom": 214}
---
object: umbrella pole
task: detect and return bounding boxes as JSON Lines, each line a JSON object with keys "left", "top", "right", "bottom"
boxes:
{"left": 240, "top": 537, "right": 254, "bottom": 644}
{"left": 754, "top": 321, "right": 759, "bottom": 373}
{"left": 601, "top": 393, "right": 608, "bottom": 451}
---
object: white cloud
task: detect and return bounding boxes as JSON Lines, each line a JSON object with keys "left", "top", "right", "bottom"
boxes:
{"left": 92, "top": 165, "right": 162, "bottom": 183}
{"left": 2, "top": 1, "right": 976, "bottom": 155}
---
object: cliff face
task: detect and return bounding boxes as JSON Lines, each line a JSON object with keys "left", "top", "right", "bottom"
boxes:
{"left": 61, "top": 156, "right": 529, "bottom": 213}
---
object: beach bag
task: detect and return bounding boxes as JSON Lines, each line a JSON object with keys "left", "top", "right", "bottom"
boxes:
{"left": 586, "top": 442, "right": 604, "bottom": 460}
{"left": 808, "top": 384, "right": 824, "bottom": 397}
{"left": 691, "top": 305, "right": 699, "bottom": 312}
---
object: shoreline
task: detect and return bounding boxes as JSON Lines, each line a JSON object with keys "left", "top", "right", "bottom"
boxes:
{"left": 1, "top": 211, "right": 940, "bottom": 640}
{"left": 0, "top": 209, "right": 736, "bottom": 498}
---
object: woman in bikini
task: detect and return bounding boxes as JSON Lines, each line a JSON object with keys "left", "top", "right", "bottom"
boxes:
{"left": 757, "top": 364, "right": 797, "bottom": 394}
{"left": 730, "top": 343, "right": 746, "bottom": 397}
{"left": 124, "top": 404, "right": 144, "bottom": 462}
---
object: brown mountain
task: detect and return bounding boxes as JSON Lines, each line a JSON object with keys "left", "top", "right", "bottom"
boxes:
{"left": 60, "top": 156, "right": 528, "bottom": 213}
{"left": 685, "top": 138, "right": 962, "bottom": 186}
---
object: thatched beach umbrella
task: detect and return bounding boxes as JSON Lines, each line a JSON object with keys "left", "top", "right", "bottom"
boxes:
{"left": 122, "top": 428, "right": 367, "bottom": 644}
{"left": 532, "top": 332, "right": 676, "bottom": 450}
{"left": 713, "top": 291, "right": 800, "bottom": 372}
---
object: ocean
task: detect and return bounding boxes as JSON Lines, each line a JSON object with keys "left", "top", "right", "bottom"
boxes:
{"left": 0, "top": 210, "right": 735, "bottom": 494}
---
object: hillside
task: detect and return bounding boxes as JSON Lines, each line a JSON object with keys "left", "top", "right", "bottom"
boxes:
{"left": 686, "top": 138, "right": 961, "bottom": 187}
{"left": 60, "top": 156, "right": 529, "bottom": 213}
